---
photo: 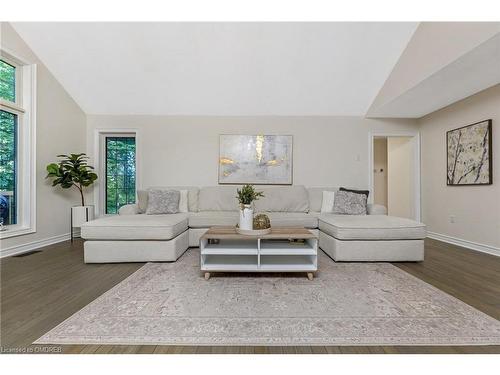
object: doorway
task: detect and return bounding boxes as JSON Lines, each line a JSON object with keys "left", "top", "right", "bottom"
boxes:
{"left": 369, "top": 133, "right": 420, "bottom": 221}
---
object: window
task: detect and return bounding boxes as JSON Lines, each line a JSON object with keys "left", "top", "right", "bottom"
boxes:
{"left": 1, "top": 59, "right": 18, "bottom": 227}
{"left": 0, "top": 52, "right": 36, "bottom": 239}
{"left": 0, "top": 59, "right": 16, "bottom": 102}
{"left": 0, "top": 110, "right": 17, "bottom": 225}
{"left": 105, "top": 136, "right": 136, "bottom": 214}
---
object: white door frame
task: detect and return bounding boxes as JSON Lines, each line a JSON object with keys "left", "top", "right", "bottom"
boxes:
{"left": 368, "top": 131, "right": 421, "bottom": 222}
{"left": 93, "top": 128, "right": 140, "bottom": 216}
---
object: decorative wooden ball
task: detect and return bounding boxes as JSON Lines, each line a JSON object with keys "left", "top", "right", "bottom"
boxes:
{"left": 253, "top": 214, "right": 271, "bottom": 230}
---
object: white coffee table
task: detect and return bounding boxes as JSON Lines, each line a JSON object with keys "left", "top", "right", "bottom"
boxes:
{"left": 200, "top": 226, "right": 318, "bottom": 280}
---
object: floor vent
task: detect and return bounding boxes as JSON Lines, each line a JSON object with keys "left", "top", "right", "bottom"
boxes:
{"left": 13, "top": 250, "right": 42, "bottom": 257}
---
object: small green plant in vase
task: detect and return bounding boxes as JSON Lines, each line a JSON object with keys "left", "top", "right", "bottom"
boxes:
{"left": 236, "top": 185, "right": 264, "bottom": 230}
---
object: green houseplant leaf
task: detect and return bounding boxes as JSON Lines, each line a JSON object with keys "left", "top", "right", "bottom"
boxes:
{"left": 45, "top": 153, "right": 98, "bottom": 206}
{"left": 236, "top": 185, "right": 264, "bottom": 208}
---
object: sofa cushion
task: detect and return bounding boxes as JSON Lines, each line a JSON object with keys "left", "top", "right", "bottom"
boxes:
{"left": 137, "top": 190, "right": 149, "bottom": 213}
{"left": 261, "top": 212, "right": 319, "bottom": 228}
{"left": 332, "top": 190, "right": 368, "bottom": 215}
{"left": 138, "top": 187, "right": 199, "bottom": 213}
{"left": 118, "top": 203, "right": 139, "bottom": 215}
{"left": 81, "top": 213, "right": 188, "bottom": 240}
{"left": 146, "top": 189, "right": 180, "bottom": 215}
{"left": 339, "top": 187, "right": 370, "bottom": 198}
{"left": 254, "top": 185, "right": 309, "bottom": 212}
{"left": 320, "top": 191, "right": 335, "bottom": 213}
{"left": 178, "top": 190, "right": 189, "bottom": 213}
{"left": 319, "top": 214, "right": 426, "bottom": 240}
{"left": 367, "top": 204, "right": 387, "bottom": 215}
{"left": 198, "top": 186, "right": 238, "bottom": 211}
{"left": 307, "top": 187, "right": 338, "bottom": 212}
{"left": 188, "top": 211, "right": 239, "bottom": 228}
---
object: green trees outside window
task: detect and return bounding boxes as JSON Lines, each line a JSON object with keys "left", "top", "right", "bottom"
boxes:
{"left": 1, "top": 59, "right": 18, "bottom": 225}
{"left": 0, "top": 110, "right": 17, "bottom": 225}
{"left": 0, "top": 60, "right": 16, "bottom": 102}
{"left": 106, "top": 137, "right": 136, "bottom": 214}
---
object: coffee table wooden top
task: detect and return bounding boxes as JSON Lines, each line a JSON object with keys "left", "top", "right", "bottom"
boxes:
{"left": 201, "top": 226, "right": 317, "bottom": 240}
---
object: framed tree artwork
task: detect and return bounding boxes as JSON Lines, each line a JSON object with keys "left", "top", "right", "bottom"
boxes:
{"left": 447, "top": 119, "right": 492, "bottom": 186}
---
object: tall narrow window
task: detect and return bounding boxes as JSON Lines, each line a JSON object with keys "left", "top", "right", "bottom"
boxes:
{"left": 0, "top": 59, "right": 18, "bottom": 227}
{"left": 0, "top": 52, "right": 36, "bottom": 239}
{"left": 0, "top": 59, "right": 16, "bottom": 102}
{"left": 105, "top": 136, "right": 136, "bottom": 214}
{"left": 0, "top": 110, "right": 17, "bottom": 225}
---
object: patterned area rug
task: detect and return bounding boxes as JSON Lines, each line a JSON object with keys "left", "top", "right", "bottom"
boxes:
{"left": 35, "top": 249, "right": 500, "bottom": 346}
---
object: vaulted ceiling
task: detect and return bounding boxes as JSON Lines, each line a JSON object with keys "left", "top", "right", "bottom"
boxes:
{"left": 11, "top": 22, "right": 418, "bottom": 116}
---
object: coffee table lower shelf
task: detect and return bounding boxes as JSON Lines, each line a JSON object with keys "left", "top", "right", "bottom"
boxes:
{"left": 200, "top": 227, "right": 318, "bottom": 280}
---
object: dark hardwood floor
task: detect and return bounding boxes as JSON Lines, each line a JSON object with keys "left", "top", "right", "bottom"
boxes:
{"left": 1, "top": 238, "right": 499, "bottom": 354}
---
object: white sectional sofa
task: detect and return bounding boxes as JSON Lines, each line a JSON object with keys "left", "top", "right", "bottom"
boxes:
{"left": 82, "top": 213, "right": 189, "bottom": 262}
{"left": 81, "top": 185, "right": 426, "bottom": 263}
{"left": 318, "top": 215, "right": 426, "bottom": 261}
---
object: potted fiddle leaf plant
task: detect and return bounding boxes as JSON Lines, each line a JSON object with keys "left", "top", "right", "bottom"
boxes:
{"left": 46, "top": 153, "right": 98, "bottom": 239}
{"left": 236, "top": 184, "right": 264, "bottom": 230}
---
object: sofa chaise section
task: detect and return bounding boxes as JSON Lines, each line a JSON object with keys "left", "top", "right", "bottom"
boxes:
{"left": 318, "top": 214, "right": 426, "bottom": 262}
{"left": 82, "top": 213, "right": 189, "bottom": 263}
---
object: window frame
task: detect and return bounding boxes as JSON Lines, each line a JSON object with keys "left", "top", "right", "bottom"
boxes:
{"left": 104, "top": 135, "right": 137, "bottom": 214}
{"left": 0, "top": 58, "right": 18, "bottom": 104}
{"left": 0, "top": 49, "right": 37, "bottom": 239}
{"left": 0, "top": 109, "right": 18, "bottom": 226}
{"left": 94, "top": 130, "right": 139, "bottom": 216}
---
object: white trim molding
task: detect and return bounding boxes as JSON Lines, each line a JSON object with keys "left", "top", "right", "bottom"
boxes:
{"left": 427, "top": 231, "right": 500, "bottom": 258}
{"left": 0, "top": 49, "right": 37, "bottom": 239}
{"left": 0, "top": 233, "right": 70, "bottom": 258}
{"left": 92, "top": 128, "right": 140, "bottom": 216}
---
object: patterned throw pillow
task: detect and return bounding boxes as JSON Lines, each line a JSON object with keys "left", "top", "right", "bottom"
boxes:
{"left": 146, "top": 189, "right": 180, "bottom": 215}
{"left": 339, "top": 187, "right": 369, "bottom": 198}
{"left": 332, "top": 190, "right": 367, "bottom": 215}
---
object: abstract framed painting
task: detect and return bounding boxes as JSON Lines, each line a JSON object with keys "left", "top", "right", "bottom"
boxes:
{"left": 447, "top": 119, "right": 492, "bottom": 186}
{"left": 218, "top": 135, "right": 293, "bottom": 185}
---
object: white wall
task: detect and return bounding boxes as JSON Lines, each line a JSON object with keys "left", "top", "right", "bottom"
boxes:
{"left": 368, "top": 22, "right": 500, "bottom": 116}
{"left": 387, "top": 137, "right": 414, "bottom": 219}
{"left": 373, "top": 138, "right": 388, "bottom": 207}
{"left": 86, "top": 116, "right": 418, "bottom": 211}
{"left": 0, "top": 23, "right": 87, "bottom": 255}
{"left": 419, "top": 84, "right": 500, "bottom": 252}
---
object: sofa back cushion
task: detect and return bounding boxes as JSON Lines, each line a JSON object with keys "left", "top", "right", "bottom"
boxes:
{"left": 198, "top": 186, "right": 239, "bottom": 211}
{"left": 254, "top": 185, "right": 309, "bottom": 212}
{"left": 307, "top": 187, "right": 338, "bottom": 212}
{"left": 138, "top": 186, "right": 199, "bottom": 213}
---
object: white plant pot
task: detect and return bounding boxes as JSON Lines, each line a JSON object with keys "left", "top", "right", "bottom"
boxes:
{"left": 239, "top": 205, "right": 254, "bottom": 230}
{"left": 71, "top": 205, "right": 95, "bottom": 228}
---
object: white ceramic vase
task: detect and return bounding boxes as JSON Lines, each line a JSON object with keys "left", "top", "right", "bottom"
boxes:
{"left": 71, "top": 205, "right": 95, "bottom": 228}
{"left": 239, "top": 204, "right": 254, "bottom": 230}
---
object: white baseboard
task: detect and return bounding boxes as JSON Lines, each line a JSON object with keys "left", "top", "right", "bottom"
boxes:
{"left": 3, "top": 230, "right": 498, "bottom": 258}
{"left": 0, "top": 233, "right": 71, "bottom": 258}
{"left": 427, "top": 231, "right": 500, "bottom": 257}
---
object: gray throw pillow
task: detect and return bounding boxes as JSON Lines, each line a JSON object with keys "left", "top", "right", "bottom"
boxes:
{"left": 146, "top": 189, "right": 180, "bottom": 215}
{"left": 332, "top": 190, "right": 367, "bottom": 215}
